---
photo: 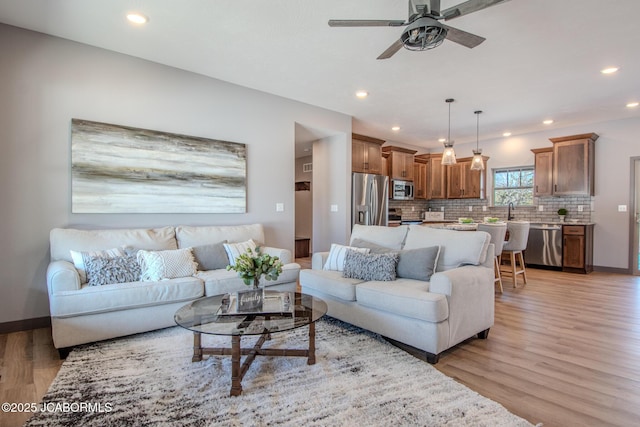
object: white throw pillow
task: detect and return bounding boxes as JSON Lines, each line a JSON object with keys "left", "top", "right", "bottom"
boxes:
{"left": 137, "top": 248, "right": 198, "bottom": 281}
{"left": 70, "top": 247, "right": 126, "bottom": 284}
{"left": 323, "top": 244, "right": 370, "bottom": 271}
{"left": 223, "top": 239, "right": 257, "bottom": 266}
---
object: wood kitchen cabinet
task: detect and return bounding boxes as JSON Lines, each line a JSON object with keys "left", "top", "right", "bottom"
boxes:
{"left": 382, "top": 146, "right": 416, "bottom": 181}
{"left": 352, "top": 133, "right": 384, "bottom": 174}
{"left": 421, "top": 153, "right": 447, "bottom": 199}
{"left": 413, "top": 156, "right": 429, "bottom": 199}
{"left": 531, "top": 147, "right": 554, "bottom": 196}
{"left": 446, "top": 156, "right": 488, "bottom": 199}
{"left": 562, "top": 224, "right": 593, "bottom": 273}
{"left": 550, "top": 133, "right": 598, "bottom": 196}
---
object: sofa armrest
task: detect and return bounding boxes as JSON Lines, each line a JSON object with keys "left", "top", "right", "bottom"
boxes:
{"left": 430, "top": 265, "right": 495, "bottom": 347}
{"left": 47, "top": 260, "right": 81, "bottom": 294}
{"left": 311, "top": 252, "right": 329, "bottom": 270}
{"left": 261, "top": 246, "right": 292, "bottom": 264}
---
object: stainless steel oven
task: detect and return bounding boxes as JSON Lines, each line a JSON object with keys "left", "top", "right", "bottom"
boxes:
{"left": 391, "top": 180, "right": 414, "bottom": 200}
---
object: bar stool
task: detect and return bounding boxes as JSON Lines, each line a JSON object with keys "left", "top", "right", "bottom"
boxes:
{"left": 501, "top": 221, "right": 530, "bottom": 288}
{"left": 477, "top": 223, "right": 507, "bottom": 293}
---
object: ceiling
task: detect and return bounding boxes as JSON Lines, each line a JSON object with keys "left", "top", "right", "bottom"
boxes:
{"left": 2, "top": 0, "right": 640, "bottom": 151}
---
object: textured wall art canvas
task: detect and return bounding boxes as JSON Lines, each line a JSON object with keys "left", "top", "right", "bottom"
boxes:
{"left": 71, "top": 119, "right": 246, "bottom": 213}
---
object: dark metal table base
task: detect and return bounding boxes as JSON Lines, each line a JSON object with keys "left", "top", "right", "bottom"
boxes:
{"left": 191, "top": 322, "right": 316, "bottom": 396}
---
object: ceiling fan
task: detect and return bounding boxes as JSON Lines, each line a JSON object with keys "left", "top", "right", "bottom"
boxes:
{"left": 328, "top": 0, "right": 511, "bottom": 59}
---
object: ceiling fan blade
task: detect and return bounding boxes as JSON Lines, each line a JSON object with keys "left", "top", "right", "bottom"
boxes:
{"left": 442, "top": 0, "right": 511, "bottom": 21}
{"left": 328, "top": 19, "right": 407, "bottom": 27}
{"left": 377, "top": 39, "right": 404, "bottom": 60}
{"left": 441, "top": 24, "right": 486, "bottom": 48}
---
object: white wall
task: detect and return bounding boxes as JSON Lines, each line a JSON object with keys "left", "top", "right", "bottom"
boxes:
{"left": 0, "top": 24, "right": 351, "bottom": 324}
{"left": 312, "top": 134, "right": 351, "bottom": 252}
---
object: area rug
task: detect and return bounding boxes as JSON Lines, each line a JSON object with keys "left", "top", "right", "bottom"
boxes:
{"left": 25, "top": 318, "right": 534, "bottom": 426}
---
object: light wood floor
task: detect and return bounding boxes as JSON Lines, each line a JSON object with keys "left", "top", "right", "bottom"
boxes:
{"left": 1, "top": 268, "right": 639, "bottom": 427}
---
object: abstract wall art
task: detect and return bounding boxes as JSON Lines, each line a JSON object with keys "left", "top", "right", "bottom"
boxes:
{"left": 71, "top": 119, "right": 247, "bottom": 213}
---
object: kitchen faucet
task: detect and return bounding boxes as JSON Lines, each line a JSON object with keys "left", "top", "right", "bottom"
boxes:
{"left": 507, "top": 202, "right": 515, "bottom": 220}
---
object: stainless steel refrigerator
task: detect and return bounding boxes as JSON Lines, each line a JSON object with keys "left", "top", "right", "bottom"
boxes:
{"left": 352, "top": 173, "right": 388, "bottom": 227}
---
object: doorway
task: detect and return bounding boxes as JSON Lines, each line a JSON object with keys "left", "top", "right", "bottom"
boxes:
{"left": 631, "top": 157, "right": 640, "bottom": 275}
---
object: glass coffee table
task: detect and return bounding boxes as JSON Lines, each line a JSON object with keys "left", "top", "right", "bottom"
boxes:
{"left": 174, "top": 290, "right": 327, "bottom": 396}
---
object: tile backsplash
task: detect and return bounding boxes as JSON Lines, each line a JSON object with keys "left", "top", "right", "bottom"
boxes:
{"left": 390, "top": 195, "right": 592, "bottom": 223}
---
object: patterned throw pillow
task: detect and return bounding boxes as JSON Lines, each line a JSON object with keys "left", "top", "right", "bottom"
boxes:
{"left": 342, "top": 249, "right": 399, "bottom": 281}
{"left": 323, "top": 244, "right": 370, "bottom": 271}
{"left": 223, "top": 239, "right": 257, "bottom": 266}
{"left": 137, "top": 248, "right": 198, "bottom": 281}
{"left": 70, "top": 247, "right": 126, "bottom": 284}
{"left": 85, "top": 254, "right": 141, "bottom": 286}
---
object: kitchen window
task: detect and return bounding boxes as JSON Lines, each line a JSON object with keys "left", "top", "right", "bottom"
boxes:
{"left": 493, "top": 167, "right": 534, "bottom": 206}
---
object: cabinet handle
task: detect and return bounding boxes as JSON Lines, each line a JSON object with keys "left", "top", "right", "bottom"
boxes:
{"left": 554, "top": 184, "right": 557, "bottom": 192}
{"left": 535, "top": 185, "right": 538, "bottom": 192}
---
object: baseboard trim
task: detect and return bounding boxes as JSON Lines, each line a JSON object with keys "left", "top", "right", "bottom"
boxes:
{"left": 0, "top": 316, "right": 51, "bottom": 334}
{"left": 593, "top": 265, "right": 632, "bottom": 275}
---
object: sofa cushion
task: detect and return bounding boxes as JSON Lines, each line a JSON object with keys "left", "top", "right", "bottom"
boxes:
{"left": 192, "top": 241, "right": 229, "bottom": 271}
{"left": 323, "top": 244, "right": 369, "bottom": 271}
{"left": 70, "top": 247, "right": 126, "bottom": 284}
{"left": 403, "top": 225, "right": 491, "bottom": 271}
{"left": 299, "top": 269, "right": 364, "bottom": 302}
{"left": 350, "top": 238, "right": 394, "bottom": 254}
{"left": 137, "top": 248, "right": 198, "bottom": 281}
{"left": 343, "top": 250, "right": 398, "bottom": 281}
{"left": 356, "top": 280, "right": 449, "bottom": 323}
{"left": 175, "top": 224, "right": 265, "bottom": 248}
{"left": 223, "top": 239, "right": 257, "bottom": 265}
{"left": 396, "top": 246, "right": 440, "bottom": 281}
{"left": 49, "top": 277, "right": 204, "bottom": 318}
{"left": 51, "top": 227, "right": 177, "bottom": 263}
{"left": 198, "top": 263, "right": 300, "bottom": 296}
{"left": 85, "top": 254, "right": 141, "bottom": 286}
{"left": 349, "top": 224, "right": 409, "bottom": 251}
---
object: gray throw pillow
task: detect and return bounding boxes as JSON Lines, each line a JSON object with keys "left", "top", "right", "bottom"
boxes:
{"left": 85, "top": 254, "right": 141, "bottom": 286}
{"left": 343, "top": 249, "right": 399, "bottom": 281}
{"left": 192, "top": 241, "right": 229, "bottom": 271}
{"left": 350, "top": 238, "right": 393, "bottom": 254}
{"left": 396, "top": 246, "right": 440, "bottom": 281}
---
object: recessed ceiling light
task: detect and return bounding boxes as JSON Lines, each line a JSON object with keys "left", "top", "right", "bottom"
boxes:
{"left": 355, "top": 91, "right": 368, "bottom": 98}
{"left": 543, "top": 119, "right": 554, "bottom": 125}
{"left": 601, "top": 66, "right": 619, "bottom": 74}
{"left": 438, "top": 138, "right": 446, "bottom": 143}
{"left": 503, "top": 132, "right": 512, "bottom": 137}
{"left": 391, "top": 126, "right": 400, "bottom": 131}
{"left": 626, "top": 102, "right": 639, "bottom": 108}
{"left": 127, "top": 13, "right": 148, "bottom": 25}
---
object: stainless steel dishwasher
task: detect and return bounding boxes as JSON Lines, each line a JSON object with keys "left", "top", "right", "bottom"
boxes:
{"left": 525, "top": 223, "right": 562, "bottom": 268}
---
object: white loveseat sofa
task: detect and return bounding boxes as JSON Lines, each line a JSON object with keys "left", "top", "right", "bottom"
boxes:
{"left": 300, "top": 224, "right": 494, "bottom": 363}
{"left": 47, "top": 223, "right": 299, "bottom": 352}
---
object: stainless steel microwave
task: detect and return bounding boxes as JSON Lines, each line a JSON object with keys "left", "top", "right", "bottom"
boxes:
{"left": 391, "top": 179, "right": 414, "bottom": 200}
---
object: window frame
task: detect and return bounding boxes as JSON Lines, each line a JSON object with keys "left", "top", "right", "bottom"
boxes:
{"left": 492, "top": 165, "right": 535, "bottom": 207}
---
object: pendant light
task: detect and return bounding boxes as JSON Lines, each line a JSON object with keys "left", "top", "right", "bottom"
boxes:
{"left": 441, "top": 98, "right": 457, "bottom": 165}
{"left": 471, "top": 110, "right": 485, "bottom": 171}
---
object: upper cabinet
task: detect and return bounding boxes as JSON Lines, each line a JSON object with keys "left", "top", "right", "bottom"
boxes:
{"left": 413, "top": 155, "right": 429, "bottom": 199}
{"left": 447, "top": 156, "right": 488, "bottom": 199}
{"left": 531, "top": 147, "right": 554, "bottom": 197}
{"left": 382, "top": 146, "right": 417, "bottom": 181}
{"left": 425, "top": 154, "right": 447, "bottom": 199}
{"left": 352, "top": 133, "right": 384, "bottom": 175}
{"left": 550, "top": 133, "right": 597, "bottom": 196}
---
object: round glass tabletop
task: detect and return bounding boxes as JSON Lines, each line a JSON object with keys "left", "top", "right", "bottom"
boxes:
{"left": 174, "top": 290, "right": 327, "bottom": 336}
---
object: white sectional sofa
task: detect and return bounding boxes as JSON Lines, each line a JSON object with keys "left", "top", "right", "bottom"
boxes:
{"left": 300, "top": 224, "right": 494, "bottom": 363}
{"left": 47, "top": 223, "right": 299, "bottom": 352}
